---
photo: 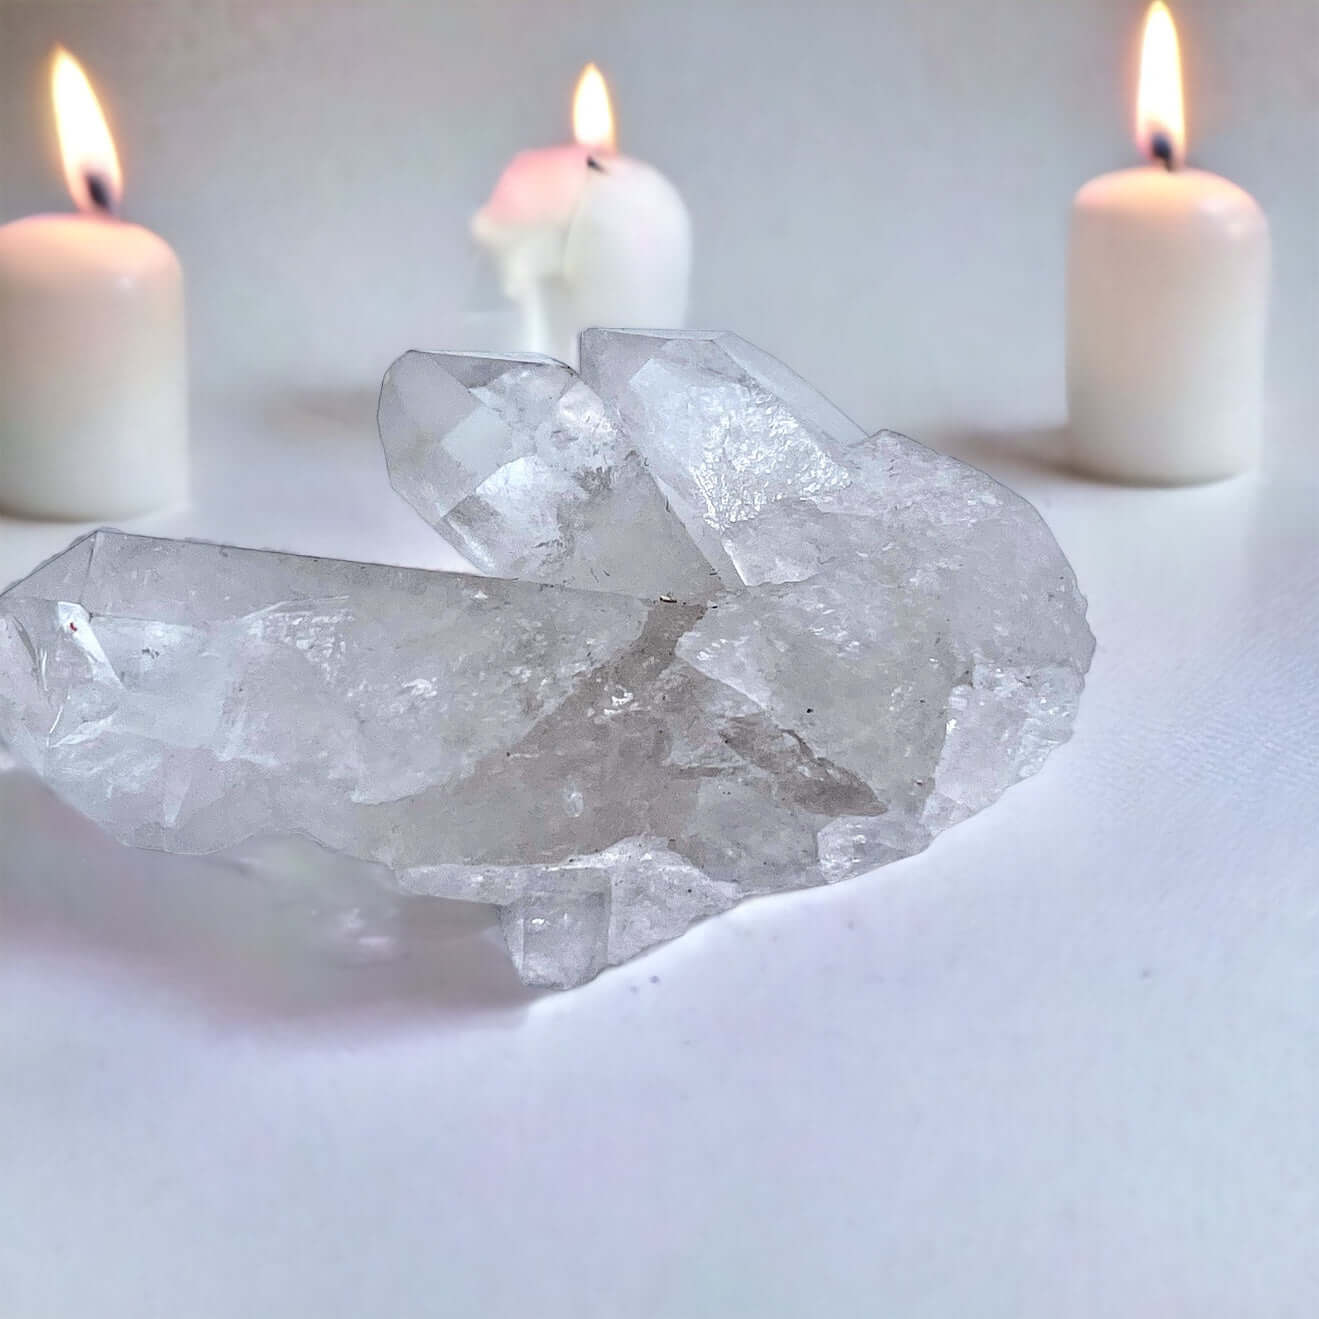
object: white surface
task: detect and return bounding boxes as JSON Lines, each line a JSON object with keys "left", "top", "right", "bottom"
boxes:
{"left": 1, "top": 0, "right": 1317, "bottom": 1314}
{"left": 2, "top": 360, "right": 1317, "bottom": 1319}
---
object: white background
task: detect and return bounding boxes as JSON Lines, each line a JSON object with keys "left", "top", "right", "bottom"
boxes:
{"left": 1, "top": 1, "right": 1317, "bottom": 1315}
{"left": 0, "top": 0, "right": 1314, "bottom": 436}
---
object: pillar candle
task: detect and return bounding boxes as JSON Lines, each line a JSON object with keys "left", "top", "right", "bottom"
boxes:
{"left": 0, "top": 49, "right": 187, "bottom": 521}
{"left": 472, "top": 65, "right": 691, "bottom": 368}
{"left": 1066, "top": 3, "right": 1269, "bottom": 485}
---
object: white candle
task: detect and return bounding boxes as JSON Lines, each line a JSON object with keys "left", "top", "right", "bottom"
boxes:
{"left": 472, "top": 64, "right": 691, "bottom": 368}
{"left": 1066, "top": 3, "right": 1269, "bottom": 485}
{"left": 0, "top": 48, "right": 187, "bottom": 521}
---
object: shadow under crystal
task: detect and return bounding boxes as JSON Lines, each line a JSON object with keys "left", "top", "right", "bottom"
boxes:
{"left": 0, "top": 762, "right": 538, "bottom": 1028}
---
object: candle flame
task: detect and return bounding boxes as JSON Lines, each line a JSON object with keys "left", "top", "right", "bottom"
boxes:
{"left": 1136, "top": 2, "right": 1185, "bottom": 167}
{"left": 52, "top": 47, "right": 122, "bottom": 213}
{"left": 573, "top": 63, "right": 616, "bottom": 153}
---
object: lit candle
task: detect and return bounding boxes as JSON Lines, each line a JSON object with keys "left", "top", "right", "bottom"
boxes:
{"left": 1066, "top": 3, "right": 1269, "bottom": 485}
{"left": 472, "top": 64, "right": 691, "bottom": 368}
{"left": 0, "top": 48, "right": 187, "bottom": 521}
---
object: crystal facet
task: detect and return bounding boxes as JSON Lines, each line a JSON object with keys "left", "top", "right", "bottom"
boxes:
{"left": 0, "top": 331, "right": 1094, "bottom": 987}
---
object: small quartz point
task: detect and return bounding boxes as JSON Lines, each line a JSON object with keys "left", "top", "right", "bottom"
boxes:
{"left": 1, "top": 331, "right": 1094, "bottom": 989}
{"left": 379, "top": 349, "right": 715, "bottom": 600}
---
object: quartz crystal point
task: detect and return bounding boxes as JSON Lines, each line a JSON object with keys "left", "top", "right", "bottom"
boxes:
{"left": 0, "top": 331, "right": 1094, "bottom": 988}
{"left": 379, "top": 350, "right": 715, "bottom": 601}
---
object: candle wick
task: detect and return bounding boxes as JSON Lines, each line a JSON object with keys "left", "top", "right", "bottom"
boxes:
{"left": 85, "top": 172, "right": 116, "bottom": 214}
{"left": 586, "top": 156, "right": 607, "bottom": 174}
{"left": 1150, "top": 132, "right": 1176, "bottom": 172}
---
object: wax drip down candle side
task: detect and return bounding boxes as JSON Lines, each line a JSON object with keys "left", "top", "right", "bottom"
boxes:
{"left": 471, "top": 64, "right": 691, "bottom": 368}
{"left": 1065, "top": 2, "right": 1270, "bottom": 486}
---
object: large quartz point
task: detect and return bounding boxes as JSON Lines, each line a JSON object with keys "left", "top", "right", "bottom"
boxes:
{"left": 0, "top": 331, "right": 1094, "bottom": 988}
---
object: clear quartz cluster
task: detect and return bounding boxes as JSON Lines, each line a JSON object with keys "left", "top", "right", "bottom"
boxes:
{"left": 0, "top": 330, "right": 1093, "bottom": 987}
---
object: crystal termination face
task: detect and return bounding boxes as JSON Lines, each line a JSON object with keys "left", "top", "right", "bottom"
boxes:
{"left": 1, "top": 331, "right": 1094, "bottom": 988}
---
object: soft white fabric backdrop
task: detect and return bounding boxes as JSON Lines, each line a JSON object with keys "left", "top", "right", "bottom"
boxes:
{"left": 1, "top": 0, "right": 1314, "bottom": 437}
